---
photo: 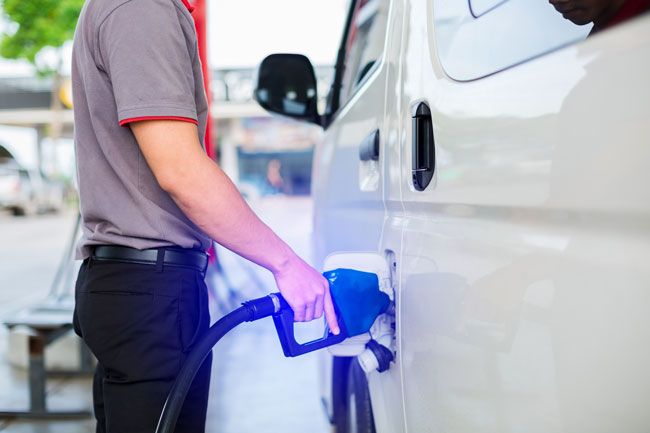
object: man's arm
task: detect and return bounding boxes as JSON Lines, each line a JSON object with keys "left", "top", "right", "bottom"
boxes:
{"left": 130, "top": 120, "right": 339, "bottom": 332}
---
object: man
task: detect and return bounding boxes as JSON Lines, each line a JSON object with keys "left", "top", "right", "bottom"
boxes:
{"left": 549, "top": 0, "right": 650, "bottom": 34}
{"left": 71, "top": 0, "right": 339, "bottom": 432}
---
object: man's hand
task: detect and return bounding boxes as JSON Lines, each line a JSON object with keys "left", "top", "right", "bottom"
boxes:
{"left": 129, "top": 119, "right": 339, "bottom": 332}
{"left": 274, "top": 255, "right": 340, "bottom": 334}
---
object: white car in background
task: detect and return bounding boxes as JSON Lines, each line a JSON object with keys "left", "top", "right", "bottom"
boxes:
{"left": 0, "top": 152, "right": 64, "bottom": 216}
{"left": 255, "top": 0, "right": 650, "bottom": 432}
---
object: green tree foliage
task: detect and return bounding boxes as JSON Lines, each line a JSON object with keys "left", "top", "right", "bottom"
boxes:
{"left": 0, "top": 0, "right": 83, "bottom": 73}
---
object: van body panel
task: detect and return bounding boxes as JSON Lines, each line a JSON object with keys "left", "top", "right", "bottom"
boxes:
{"left": 396, "top": 2, "right": 650, "bottom": 432}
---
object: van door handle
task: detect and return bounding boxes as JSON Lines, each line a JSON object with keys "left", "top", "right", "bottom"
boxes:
{"left": 412, "top": 103, "right": 435, "bottom": 191}
{"left": 359, "top": 130, "right": 380, "bottom": 161}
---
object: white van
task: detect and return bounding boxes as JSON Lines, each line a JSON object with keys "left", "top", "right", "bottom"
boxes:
{"left": 254, "top": 1, "right": 650, "bottom": 432}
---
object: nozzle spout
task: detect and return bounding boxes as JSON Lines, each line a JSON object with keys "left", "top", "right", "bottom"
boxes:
{"left": 384, "top": 302, "right": 396, "bottom": 316}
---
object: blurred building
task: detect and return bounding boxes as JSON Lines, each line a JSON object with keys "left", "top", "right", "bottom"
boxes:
{"left": 0, "top": 66, "right": 332, "bottom": 195}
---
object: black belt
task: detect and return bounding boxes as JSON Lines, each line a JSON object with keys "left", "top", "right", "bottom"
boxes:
{"left": 92, "top": 245, "right": 209, "bottom": 274}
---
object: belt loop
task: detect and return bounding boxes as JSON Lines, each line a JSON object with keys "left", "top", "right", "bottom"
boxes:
{"left": 201, "top": 256, "right": 208, "bottom": 277}
{"left": 88, "top": 249, "right": 95, "bottom": 269}
{"left": 156, "top": 248, "right": 165, "bottom": 273}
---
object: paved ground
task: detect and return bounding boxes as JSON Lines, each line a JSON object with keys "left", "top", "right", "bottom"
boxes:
{"left": 0, "top": 197, "right": 330, "bottom": 433}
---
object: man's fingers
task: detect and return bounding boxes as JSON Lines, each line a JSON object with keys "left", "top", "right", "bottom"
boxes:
{"left": 304, "top": 300, "right": 315, "bottom": 322}
{"left": 314, "top": 294, "right": 324, "bottom": 320}
{"left": 324, "top": 290, "right": 340, "bottom": 335}
{"left": 292, "top": 302, "right": 306, "bottom": 321}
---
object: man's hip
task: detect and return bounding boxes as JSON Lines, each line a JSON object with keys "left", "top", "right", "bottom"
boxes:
{"left": 73, "top": 247, "right": 211, "bottom": 432}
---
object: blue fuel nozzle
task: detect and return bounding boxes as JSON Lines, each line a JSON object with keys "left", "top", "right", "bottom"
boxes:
{"left": 272, "top": 268, "right": 391, "bottom": 357}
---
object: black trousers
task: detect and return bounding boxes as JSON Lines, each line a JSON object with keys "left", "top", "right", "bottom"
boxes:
{"left": 73, "top": 258, "right": 212, "bottom": 433}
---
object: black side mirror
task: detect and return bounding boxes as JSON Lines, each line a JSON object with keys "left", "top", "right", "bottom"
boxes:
{"left": 254, "top": 54, "right": 321, "bottom": 125}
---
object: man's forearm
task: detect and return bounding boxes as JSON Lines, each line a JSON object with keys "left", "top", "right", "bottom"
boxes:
{"left": 167, "top": 153, "right": 296, "bottom": 274}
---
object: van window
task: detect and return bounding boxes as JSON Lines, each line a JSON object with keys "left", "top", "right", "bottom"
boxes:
{"left": 0, "top": 145, "right": 14, "bottom": 159}
{"left": 434, "top": 0, "right": 591, "bottom": 81}
{"left": 469, "top": 0, "right": 508, "bottom": 17}
{"left": 338, "top": 0, "right": 390, "bottom": 105}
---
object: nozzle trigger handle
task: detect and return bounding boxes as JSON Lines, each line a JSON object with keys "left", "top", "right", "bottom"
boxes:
{"left": 271, "top": 293, "right": 347, "bottom": 357}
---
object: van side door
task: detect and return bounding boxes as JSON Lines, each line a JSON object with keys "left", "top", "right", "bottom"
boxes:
{"left": 398, "top": 1, "right": 650, "bottom": 432}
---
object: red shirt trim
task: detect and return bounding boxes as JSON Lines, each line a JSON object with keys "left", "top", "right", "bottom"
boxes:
{"left": 119, "top": 116, "right": 198, "bottom": 127}
{"left": 181, "top": 0, "right": 195, "bottom": 13}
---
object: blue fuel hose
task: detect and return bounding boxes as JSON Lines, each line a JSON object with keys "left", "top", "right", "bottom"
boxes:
{"left": 155, "top": 293, "right": 282, "bottom": 433}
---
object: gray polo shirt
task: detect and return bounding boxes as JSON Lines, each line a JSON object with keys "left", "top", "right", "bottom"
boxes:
{"left": 72, "top": 0, "right": 211, "bottom": 259}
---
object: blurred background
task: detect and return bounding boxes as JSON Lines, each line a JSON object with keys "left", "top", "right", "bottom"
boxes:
{"left": 0, "top": 0, "right": 347, "bottom": 431}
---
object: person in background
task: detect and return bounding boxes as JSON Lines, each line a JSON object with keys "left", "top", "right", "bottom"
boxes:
{"left": 266, "top": 159, "right": 286, "bottom": 194}
{"left": 549, "top": 0, "right": 650, "bottom": 34}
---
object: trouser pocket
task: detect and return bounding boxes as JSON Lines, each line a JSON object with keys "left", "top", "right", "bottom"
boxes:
{"left": 74, "top": 262, "right": 183, "bottom": 381}
{"left": 179, "top": 272, "right": 209, "bottom": 353}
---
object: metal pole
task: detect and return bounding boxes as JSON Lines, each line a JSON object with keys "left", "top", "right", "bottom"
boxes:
{"left": 28, "top": 334, "right": 47, "bottom": 413}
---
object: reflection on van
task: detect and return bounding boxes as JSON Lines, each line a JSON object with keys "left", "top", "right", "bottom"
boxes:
{"left": 549, "top": 0, "right": 650, "bottom": 35}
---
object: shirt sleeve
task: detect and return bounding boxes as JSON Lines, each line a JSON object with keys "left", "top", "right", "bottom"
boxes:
{"left": 97, "top": 0, "right": 198, "bottom": 126}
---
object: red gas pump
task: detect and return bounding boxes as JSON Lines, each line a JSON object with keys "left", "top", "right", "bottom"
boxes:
{"left": 190, "top": 0, "right": 218, "bottom": 265}
{"left": 191, "top": 0, "right": 215, "bottom": 160}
